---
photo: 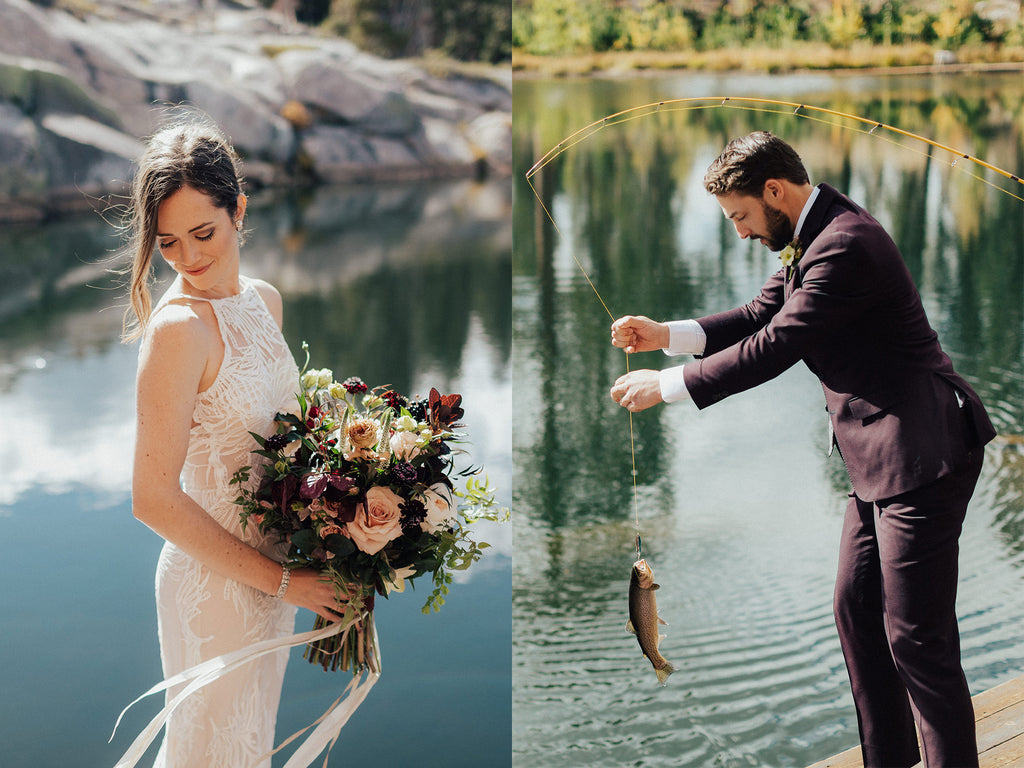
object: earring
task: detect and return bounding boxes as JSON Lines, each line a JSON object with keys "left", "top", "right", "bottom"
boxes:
{"left": 235, "top": 220, "right": 243, "bottom": 231}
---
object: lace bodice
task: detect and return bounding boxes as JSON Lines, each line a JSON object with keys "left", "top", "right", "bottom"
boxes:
{"left": 174, "top": 277, "right": 299, "bottom": 541}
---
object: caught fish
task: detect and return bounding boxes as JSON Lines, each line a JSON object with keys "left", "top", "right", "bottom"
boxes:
{"left": 626, "top": 558, "right": 675, "bottom": 684}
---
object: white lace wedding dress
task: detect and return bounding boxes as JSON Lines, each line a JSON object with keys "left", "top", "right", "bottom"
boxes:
{"left": 152, "top": 277, "right": 299, "bottom": 767}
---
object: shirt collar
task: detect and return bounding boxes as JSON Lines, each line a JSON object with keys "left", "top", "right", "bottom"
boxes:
{"left": 793, "top": 185, "right": 820, "bottom": 241}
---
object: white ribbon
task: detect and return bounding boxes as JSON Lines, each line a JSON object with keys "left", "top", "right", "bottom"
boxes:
{"left": 110, "top": 614, "right": 380, "bottom": 768}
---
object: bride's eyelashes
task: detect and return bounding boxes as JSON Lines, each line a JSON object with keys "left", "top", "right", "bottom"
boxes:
{"left": 159, "top": 230, "right": 216, "bottom": 250}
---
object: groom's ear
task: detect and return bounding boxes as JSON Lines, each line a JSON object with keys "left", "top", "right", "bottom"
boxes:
{"left": 762, "top": 179, "right": 783, "bottom": 202}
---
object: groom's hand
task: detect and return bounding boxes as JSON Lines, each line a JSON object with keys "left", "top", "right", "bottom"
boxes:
{"left": 611, "top": 315, "right": 669, "bottom": 354}
{"left": 610, "top": 370, "right": 664, "bottom": 412}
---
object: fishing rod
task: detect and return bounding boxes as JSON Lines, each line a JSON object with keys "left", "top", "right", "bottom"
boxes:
{"left": 525, "top": 94, "right": 1024, "bottom": 565}
{"left": 526, "top": 95, "right": 1024, "bottom": 198}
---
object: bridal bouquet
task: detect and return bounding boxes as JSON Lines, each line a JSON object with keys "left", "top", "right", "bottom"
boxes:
{"left": 230, "top": 347, "right": 502, "bottom": 674}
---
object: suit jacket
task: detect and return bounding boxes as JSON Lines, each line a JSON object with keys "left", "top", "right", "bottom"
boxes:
{"left": 683, "top": 183, "right": 995, "bottom": 502}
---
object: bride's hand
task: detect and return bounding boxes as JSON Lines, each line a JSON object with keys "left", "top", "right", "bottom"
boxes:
{"left": 282, "top": 568, "right": 350, "bottom": 622}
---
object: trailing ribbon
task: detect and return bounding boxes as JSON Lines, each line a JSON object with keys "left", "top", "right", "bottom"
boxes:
{"left": 110, "top": 612, "right": 379, "bottom": 768}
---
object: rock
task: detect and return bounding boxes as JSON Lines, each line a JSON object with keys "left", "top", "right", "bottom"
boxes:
{"left": 278, "top": 51, "right": 422, "bottom": 137}
{"left": 183, "top": 79, "right": 296, "bottom": 165}
{"left": 0, "top": 54, "right": 119, "bottom": 126}
{"left": 300, "top": 124, "right": 428, "bottom": 181}
{"left": 933, "top": 50, "right": 958, "bottom": 66}
{"left": 0, "top": 0, "right": 511, "bottom": 217}
{"left": 40, "top": 112, "right": 142, "bottom": 158}
{"left": 0, "top": 0, "right": 81, "bottom": 68}
{"left": 421, "top": 116, "right": 478, "bottom": 166}
{"left": 466, "top": 111, "right": 512, "bottom": 175}
{"left": 300, "top": 124, "right": 377, "bottom": 181}
{"left": 38, "top": 113, "right": 139, "bottom": 210}
{"left": 0, "top": 102, "right": 47, "bottom": 218}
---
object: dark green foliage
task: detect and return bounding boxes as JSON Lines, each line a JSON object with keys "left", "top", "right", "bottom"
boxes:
{"left": 322, "top": 0, "right": 511, "bottom": 61}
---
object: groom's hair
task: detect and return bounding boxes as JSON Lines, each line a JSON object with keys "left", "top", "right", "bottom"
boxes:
{"left": 704, "top": 131, "right": 809, "bottom": 197}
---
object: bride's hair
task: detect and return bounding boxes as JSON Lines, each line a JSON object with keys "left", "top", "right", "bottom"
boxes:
{"left": 121, "top": 116, "right": 246, "bottom": 342}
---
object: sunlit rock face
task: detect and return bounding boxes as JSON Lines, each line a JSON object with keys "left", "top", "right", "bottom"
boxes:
{"left": 0, "top": 0, "right": 511, "bottom": 220}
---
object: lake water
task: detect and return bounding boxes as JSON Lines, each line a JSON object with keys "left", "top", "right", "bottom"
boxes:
{"left": 0, "top": 177, "right": 512, "bottom": 766}
{"left": 3, "top": 68, "right": 1023, "bottom": 768}
{"left": 512, "top": 71, "right": 1024, "bottom": 766}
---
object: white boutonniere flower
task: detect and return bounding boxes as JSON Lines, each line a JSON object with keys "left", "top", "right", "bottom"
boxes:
{"left": 780, "top": 239, "right": 803, "bottom": 280}
{"left": 779, "top": 241, "right": 802, "bottom": 267}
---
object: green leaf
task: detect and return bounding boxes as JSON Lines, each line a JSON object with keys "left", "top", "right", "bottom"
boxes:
{"left": 290, "top": 529, "right": 319, "bottom": 555}
{"left": 325, "top": 534, "right": 356, "bottom": 559}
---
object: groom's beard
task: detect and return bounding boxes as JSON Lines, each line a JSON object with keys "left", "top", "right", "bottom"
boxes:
{"left": 760, "top": 200, "right": 795, "bottom": 252}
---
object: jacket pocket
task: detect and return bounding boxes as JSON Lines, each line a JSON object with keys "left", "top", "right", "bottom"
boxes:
{"left": 847, "top": 390, "right": 908, "bottom": 423}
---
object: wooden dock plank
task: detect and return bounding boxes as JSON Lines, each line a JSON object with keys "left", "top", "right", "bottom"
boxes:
{"left": 807, "top": 673, "right": 1024, "bottom": 768}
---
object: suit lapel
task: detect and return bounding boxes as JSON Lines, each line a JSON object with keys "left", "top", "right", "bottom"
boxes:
{"left": 784, "top": 183, "right": 844, "bottom": 300}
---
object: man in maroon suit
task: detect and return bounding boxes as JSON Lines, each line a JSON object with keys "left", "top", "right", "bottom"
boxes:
{"left": 610, "top": 131, "right": 995, "bottom": 767}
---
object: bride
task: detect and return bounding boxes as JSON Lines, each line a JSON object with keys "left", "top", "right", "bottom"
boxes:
{"left": 121, "top": 118, "right": 345, "bottom": 766}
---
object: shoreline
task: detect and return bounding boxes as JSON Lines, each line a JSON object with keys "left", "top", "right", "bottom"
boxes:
{"left": 511, "top": 46, "right": 1024, "bottom": 80}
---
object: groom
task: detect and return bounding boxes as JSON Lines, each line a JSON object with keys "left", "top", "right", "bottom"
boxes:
{"left": 609, "top": 131, "right": 995, "bottom": 767}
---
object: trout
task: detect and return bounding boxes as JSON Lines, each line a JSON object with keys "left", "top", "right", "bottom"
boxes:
{"left": 626, "top": 558, "right": 675, "bottom": 684}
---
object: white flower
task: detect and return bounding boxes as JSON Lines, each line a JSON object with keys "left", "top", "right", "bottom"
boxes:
{"left": 394, "top": 414, "right": 418, "bottom": 432}
{"left": 384, "top": 565, "right": 418, "bottom": 594}
{"left": 300, "top": 367, "right": 334, "bottom": 390}
{"left": 390, "top": 430, "right": 420, "bottom": 460}
{"left": 328, "top": 382, "right": 345, "bottom": 399}
{"left": 779, "top": 240, "right": 803, "bottom": 269}
{"left": 420, "top": 483, "right": 456, "bottom": 533}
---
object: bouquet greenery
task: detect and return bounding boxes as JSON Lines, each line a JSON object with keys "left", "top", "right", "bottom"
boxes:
{"left": 231, "top": 346, "right": 503, "bottom": 673}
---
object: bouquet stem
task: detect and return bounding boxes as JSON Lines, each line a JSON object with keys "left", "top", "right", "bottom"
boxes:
{"left": 304, "top": 610, "right": 377, "bottom": 674}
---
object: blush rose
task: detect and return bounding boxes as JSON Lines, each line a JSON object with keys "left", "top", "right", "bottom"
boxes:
{"left": 347, "top": 486, "right": 405, "bottom": 555}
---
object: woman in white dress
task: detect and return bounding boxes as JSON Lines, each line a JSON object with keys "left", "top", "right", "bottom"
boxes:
{"left": 122, "top": 119, "right": 345, "bottom": 766}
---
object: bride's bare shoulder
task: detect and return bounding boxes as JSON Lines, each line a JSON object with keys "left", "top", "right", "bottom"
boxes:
{"left": 142, "top": 289, "right": 218, "bottom": 360}
{"left": 249, "top": 277, "right": 284, "bottom": 329}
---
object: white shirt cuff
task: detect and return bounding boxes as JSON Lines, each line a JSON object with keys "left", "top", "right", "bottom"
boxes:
{"left": 664, "top": 319, "right": 707, "bottom": 357}
{"left": 659, "top": 366, "right": 691, "bottom": 403}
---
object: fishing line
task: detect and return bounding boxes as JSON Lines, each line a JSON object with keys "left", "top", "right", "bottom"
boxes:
{"left": 526, "top": 95, "right": 1024, "bottom": 564}
{"left": 525, "top": 173, "right": 644, "bottom": 558}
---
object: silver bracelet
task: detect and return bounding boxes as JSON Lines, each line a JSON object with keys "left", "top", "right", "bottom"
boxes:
{"left": 274, "top": 566, "right": 290, "bottom": 599}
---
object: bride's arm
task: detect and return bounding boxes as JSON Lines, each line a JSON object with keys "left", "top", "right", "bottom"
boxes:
{"left": 132, "top": 305, "right": 344, "bottom": 622}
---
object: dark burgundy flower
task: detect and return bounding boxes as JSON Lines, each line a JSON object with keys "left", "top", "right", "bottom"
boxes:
{"left": 343, "top": 377, "right": 368, "bottom": 394}
{"left": 400, "top": 498, "right": 427, "bottom": 534}
{"left": 327, "top": 497, "right": 359, "bottom": 524}
{"left": 382, "top": 390, "right": 407, "bottom": 414}
{"left": 391, "top": 460, "right": 417, "bottom": 487}
{"left": 273, "top": 474, "right": 299, "bottom": 513}
{"left": 265, "top": 433, "right": 289, "bottom": 451}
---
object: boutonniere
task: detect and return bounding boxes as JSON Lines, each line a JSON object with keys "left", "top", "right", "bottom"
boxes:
{"left": 780, "top": 239, "right": 803, "bottom": 280}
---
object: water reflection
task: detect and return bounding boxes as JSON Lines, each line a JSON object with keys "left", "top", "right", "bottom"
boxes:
{"left": 514, "top": 72, "right": 1023, "bottom": 766}
{"left": 0, "top": 176, "right": 512, "bottom": 767}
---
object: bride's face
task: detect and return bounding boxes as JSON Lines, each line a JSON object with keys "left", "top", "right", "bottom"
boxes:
{"left": 156, "top": 184, "right": 247, "bottom": 299}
